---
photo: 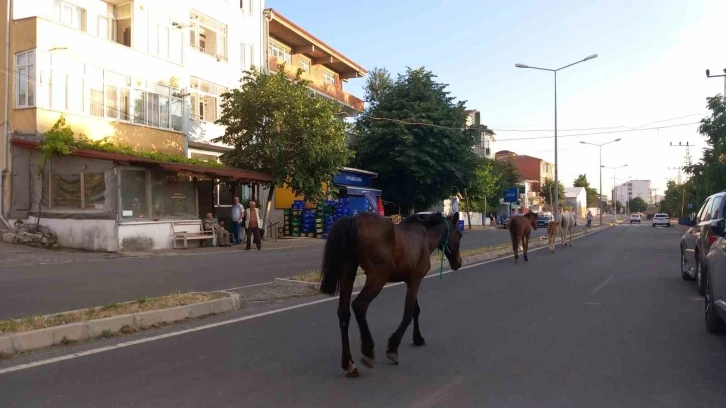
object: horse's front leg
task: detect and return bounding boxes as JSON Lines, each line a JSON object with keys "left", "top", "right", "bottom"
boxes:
{"left": 569, "top": 227, "right": 574, "bottom": 247}
{"left": 387, "top": 279, "right": 422, "bottom": 364}
{"left": 352, "top": 275, "right": 385, "bottom": 369}
{"left": 523, "top": 234, "right": 530, "bottom": 262}
{"left": 337, "top": 271, "right": 358, "bottom": 377}
{"left": 413, "top": 298, "right": 426, "bottom": 346}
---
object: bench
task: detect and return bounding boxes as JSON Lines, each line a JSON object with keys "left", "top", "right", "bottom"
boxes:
{"left": 171, "top": 220, "right": 216, "bottom": 249}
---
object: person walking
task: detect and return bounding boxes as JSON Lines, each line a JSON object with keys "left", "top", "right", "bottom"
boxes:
{"left": 244, "top": 199, "right": 262, "bottom": 251}
{"left": 231, "top": 197, "right": 244, "bottom": 245}
{"left": 586, "top": 210, "right": 593, "bottom": 228}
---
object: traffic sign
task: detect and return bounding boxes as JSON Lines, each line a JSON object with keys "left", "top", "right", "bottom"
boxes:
{"left": 504, "top": 187, "right": 518, "bottom": 203}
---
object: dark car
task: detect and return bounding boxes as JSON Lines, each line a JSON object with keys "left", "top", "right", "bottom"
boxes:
{"left": 537, "top": 213, "right": 553, "bottom": 227}
{"left": 704, "top": 219, "right": 726, "bottom": 333}
{"left": 680, "top": 189, "right": 726, "bottom": 295}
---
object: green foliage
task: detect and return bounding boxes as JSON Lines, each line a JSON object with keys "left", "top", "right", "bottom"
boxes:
{"left": 540, "top": 177, "right": 566, "bottom": 207}
{"left": 353, "top": 66, "right": 479, "bottom": 212}
{"left": 460, "top": 157, "right": 502, "bottom": 212}
{"left": 660, "top": 180, "right": 694, "bottom": 218}
{"left": 213, "top": 65, "right": 351, "bottom": 202}
{"left": 628, "top": 196, "right": 648, "bottom": 213}
{"left": 573, "top": 173, "right": 600, "bottom": 207}
{"left": 39, "top": 115, "right": 75, "bottom": 170}
{"left": 686, "top": 95, "right": 726, "bottom": 205}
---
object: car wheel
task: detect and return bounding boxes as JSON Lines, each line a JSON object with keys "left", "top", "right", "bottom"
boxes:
{"left": 667, "top": 224, "right": 671, "bottom": 227}
{"left": 705, "top": 271, "right": 726, "bottom": 334}
{"left": 697, "top": 260, "right": 707, "bottom": 296}
{"left": 682, "top": 251, "right": 695, "bottom": 281}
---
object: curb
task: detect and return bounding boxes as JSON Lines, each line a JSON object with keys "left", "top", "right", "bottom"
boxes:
{"left": 0, "top": 291, "right": 240, "bottom": 357}
{"left": 274, "top": 274, "right": 367, "bottom": 290}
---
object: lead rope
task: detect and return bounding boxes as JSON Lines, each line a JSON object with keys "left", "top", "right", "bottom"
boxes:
{"left": 438, "top": 220, "right": 450, "bottom": 279}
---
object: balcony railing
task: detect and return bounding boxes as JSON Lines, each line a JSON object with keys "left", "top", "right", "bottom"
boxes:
{"left": 269, "top": 57, "right": 363, "bottom": 112}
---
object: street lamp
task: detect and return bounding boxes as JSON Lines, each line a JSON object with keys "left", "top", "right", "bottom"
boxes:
{"left": 516, "top": 53, "right": 598, "bottom": 216}
{"left": 602, "top": 164, "right": 628, "bottom": 219}
{"left": 581, "top": 138, "right": 621, "bottom": 226}
{"left": 705, "top": 68, "right": 726, "bottom": 97}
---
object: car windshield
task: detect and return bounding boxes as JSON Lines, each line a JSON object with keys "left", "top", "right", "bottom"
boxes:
{"left": 655, "top": 213, "right": 668, "bottom": 217}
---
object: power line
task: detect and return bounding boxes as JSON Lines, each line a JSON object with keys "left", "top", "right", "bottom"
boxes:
{"left": 491, "top": 113, "right": 707, "bottom": 132}
{"left": 495, "top": 122, "right": 701, "bottom": 141}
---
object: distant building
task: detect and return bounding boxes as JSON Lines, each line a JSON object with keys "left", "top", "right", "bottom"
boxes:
{"left": 464, "top": 109, "right": 496, "bottom": 160}
{"left": 565, "top": 187, "right": 587, "bottom": 218}
{"left": 494, "top": 150, "right": 554, "bottom": 193}
{"left": 613, "top": 179, "right": 652, "bottom": 205}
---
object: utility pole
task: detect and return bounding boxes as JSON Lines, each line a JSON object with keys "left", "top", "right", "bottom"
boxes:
{"left": 670, "top": 142, "right": 693, "bottom": 217}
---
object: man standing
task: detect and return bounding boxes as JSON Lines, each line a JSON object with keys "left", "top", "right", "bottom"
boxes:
{"left": 245, "top": 199, "right": 262, "bottom": 251}
{"left": 231, "top": 197, "right": 244, "bottom": 245}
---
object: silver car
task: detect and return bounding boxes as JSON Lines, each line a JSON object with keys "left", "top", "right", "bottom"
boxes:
{"left": 652, "top": 213, "right": 670, "bottom": 227}
{"left": 704, "top": 219, "right": 726, "bottom": 333}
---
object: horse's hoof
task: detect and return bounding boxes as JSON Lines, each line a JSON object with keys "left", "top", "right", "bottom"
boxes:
{"left": 386, "top": 352, "right": 400, "bottom": 365}
{"left": 361, "top": 356, "right": 375, "bottom": 368}
{"left": 514, "top": 259, "right": 518, "bottom": 264}
{"left": 345, "top": 362, "right": 360, "bottom": 378}
{"left": 413, "top": 336, "right": 426, "bottom": 346}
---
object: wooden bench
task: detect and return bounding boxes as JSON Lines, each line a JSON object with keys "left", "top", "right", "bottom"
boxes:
{"left": 171, "top": 220, "right": 216, "bottom": 249}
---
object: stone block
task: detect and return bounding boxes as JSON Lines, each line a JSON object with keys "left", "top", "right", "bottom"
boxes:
{"left": 212, "top": 298, "right": 237, "bottom": 314}
{"left": 134, "top": 305, "right": 191, "bottom": 329}
{"left": 188, "top": 300, "right": 219, "bottom": 319}
{"left": 52, "top": 322, "right": 89, "bottom": 345}
{"left": 86, "top": 315, "right": 135, "bottom": 338}
{"left": 11, "top": 328, "right": 55, "bottom": 352}
{"left": 0, "top": 335, "right": 15, "bottom": 355}
{"left": 2, "top": 232, "right": 15, "bottom": 243}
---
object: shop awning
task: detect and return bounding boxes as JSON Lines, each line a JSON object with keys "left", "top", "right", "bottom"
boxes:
{"left": 338, "top": 185, "right": 382, "bottom": 197}
{"left": 11, "top": 139, "right": 272, "bottom": 183}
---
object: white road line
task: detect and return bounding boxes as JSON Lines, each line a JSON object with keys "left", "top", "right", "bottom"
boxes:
{"left": 223, "top": 281, "right": 275, "bottom": 291}
{"left": 0, "top": 226, "right": 611, "bottom": 376}
{"left": 590, "top": 273, "right": 615, "bottom": 295}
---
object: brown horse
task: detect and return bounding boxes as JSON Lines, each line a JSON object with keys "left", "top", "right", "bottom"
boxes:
{"left": 319, "top": 211, "right": 463, "bottom": 378}
{"left": 509, "top": 212, "right": 538, "bottom": 263}
{"left": 547, "top": 220, "right": 560, "bottom": 253}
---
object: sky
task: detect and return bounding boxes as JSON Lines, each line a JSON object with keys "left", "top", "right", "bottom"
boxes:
{"left": 269, "top": 0, "right": 726, "bottom": 198}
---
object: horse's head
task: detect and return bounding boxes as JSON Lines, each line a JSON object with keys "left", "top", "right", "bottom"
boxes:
{"left": 526, "top": 212, "right": 539, "bottom": 230}
{"left": 415, "top": 212, "right": 463, "bottom": 270}
{"left": 443, "top": 212, "right": 463, "bottom": 270}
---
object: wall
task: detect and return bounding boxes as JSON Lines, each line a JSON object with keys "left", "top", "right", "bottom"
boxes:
{"left": 28, "top": 216, "right": 118, "bottom": 252}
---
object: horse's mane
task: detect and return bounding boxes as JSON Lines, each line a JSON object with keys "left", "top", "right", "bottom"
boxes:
{"left": 401, "top": 212, "right": 447, "bottom": 228}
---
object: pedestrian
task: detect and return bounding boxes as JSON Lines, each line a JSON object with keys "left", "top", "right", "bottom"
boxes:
{"left": 586, "top": 210, "right": 593, "bottom": 228}
{"left": 244, "top": 199, "right": 262, "bottom": 251}
{"left": 231, "top": 197, "right": 244, "bottom": 245}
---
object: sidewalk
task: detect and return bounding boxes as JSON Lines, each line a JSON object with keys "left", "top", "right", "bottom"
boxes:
{"left": 0, "top": 241, "right": 122, "bottom": 267}
{"left": 120, "top": 236, "right": 325, "bottom": 258}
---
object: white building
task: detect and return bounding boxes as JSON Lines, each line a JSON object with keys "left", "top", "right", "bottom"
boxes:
{"left": 614, "top": 179, "right": 652, "bottom": 205}
{"left": 565, "top": 187, "right": 587, "bottom": 218}
{"left": 464, "top": 109, "right": 496, "bottom": 159}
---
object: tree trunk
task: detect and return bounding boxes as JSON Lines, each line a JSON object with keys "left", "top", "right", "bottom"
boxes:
{"left": 463, "top": 189, "right": 472, "bottom": 230}
{"left": 35, "top": 161, "right": 47, "bottom": 231}
{"left": 261, "top": 184, "right": 274, "bottom": 240}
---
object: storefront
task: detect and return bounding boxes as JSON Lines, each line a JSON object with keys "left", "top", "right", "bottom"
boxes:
{"left": 332, "top": 167, "right": 382, "bottom": 214}
{"left": 9, "top": 139, "right": 272, "bottom": 252}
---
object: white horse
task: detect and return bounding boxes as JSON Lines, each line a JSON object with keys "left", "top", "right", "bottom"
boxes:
{"left": 556, "top": 212, "right": 575, "bottom": 247}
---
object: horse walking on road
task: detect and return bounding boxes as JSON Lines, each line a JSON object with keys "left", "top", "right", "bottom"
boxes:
{"left": 556, "top": 212, "right": 575, "bottom": 247}
{"left": 547, "top": 220, "right": 560, "bottom": 253}
{"left": 508, "top": 212, "right": 538, "bottom": 263}
{"left": 319, "top": 212, "right": 463, "bottom": 378}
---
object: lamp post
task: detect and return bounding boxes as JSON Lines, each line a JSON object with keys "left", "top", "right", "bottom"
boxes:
{"left": 515, "top": 53, "right": 598, "bottom": 217}
{"left": 580, "top": 138, "right": 621, "bottom": 226}
{"left": 602, "top": 164, "right": 628, "bottom": 220}
{"left": 705, "top": 68, "right": 726, "bottom": 97}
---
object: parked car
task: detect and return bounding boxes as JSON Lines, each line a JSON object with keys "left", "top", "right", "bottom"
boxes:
{"left": 652, "top": 213, "right": 671, "bottom": 227}
{"left": 680, "top": 189, "right": 726, "bottom": 295}
{"left": 630, "top": 213, "right": 641, "bottom": 224}
{"left": 704, "top": 219, "right": 726, "bottom": 333}
{"left": 537, "top": 213, "right": 553, "bottom": 227}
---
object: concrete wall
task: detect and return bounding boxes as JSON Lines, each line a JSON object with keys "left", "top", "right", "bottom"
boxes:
{"left": 28, "top": 216, "right": 118, "bottom": 252}
{"left": 117, "top": 221, "right": 206, "bottom": 251}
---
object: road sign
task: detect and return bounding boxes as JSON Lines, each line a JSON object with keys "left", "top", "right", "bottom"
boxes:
{"left": 687, "top": 202, "right": 694, "bottom": 210}
{"left": 504, "top": 187, "right": 518, "bottom": 203}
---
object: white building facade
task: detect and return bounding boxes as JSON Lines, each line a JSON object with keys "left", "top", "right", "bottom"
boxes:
{"left": 614, "top": 179, "right": 652, "bottom": 205}
{"left": 565, "top": 187, "right": 587, "bottom": 218}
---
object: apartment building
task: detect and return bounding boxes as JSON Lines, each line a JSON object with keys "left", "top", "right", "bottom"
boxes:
{"left": 494, "top": 150, "right": 554, "bottom": 192}
{"left": 1, "top": 0, "right": 270, "bottom": 251}
{"left": 464, "top": 109, "right": 496, "bottom": 159}
{"left": 613, "top": 179, "right": 652, "bottom": 205}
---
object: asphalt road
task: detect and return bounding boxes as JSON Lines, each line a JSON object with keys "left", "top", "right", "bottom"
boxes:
{"left": 4, "top": 222, "right": 724, "bottom": 407}
{"left": 0, "top": 215, "right": 599, "bottom": 319}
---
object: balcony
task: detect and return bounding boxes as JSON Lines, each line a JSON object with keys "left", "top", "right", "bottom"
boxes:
{"left": 269, "top": 56, "right": 364, "bottom": 112}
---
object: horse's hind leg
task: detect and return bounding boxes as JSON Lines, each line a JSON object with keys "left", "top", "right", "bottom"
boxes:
{"left": 413, "top": 298, "right": 425, "bottom": 346}
{"left": 337, "top": 267, "right": 358, "bottom": 377}
{"left": 352, "top": 275, "right": 385, "bottom": 368}
{"left": 523, "top": 234, "right": 530, "bottom": 262}
{"left": 511, "top": 234, "right": 519, "bottom": 263}
{"left": 387, "top": 279, "right": 422, "bottom": 364}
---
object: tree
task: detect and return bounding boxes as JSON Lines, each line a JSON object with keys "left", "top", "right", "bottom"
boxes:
{"left": 573, "top": 174, "right": 600, "bottom": 207}
{"left": 353, "top": 67, "right": 479, "bottom": 213}
{"left": 686, "top": 95, "right": 726, "bottom": 206}
{"left": 628, "top": 196, "right": 648, "bottom": 213}
{"left": 214, "top": 65, "right": 351, "bottom": 233}
{"left": 37, "top": 116, "right": 75, "bottom": 228}
{"left": 660, "top": 179, "right": 695, "bottom": 218}
{"left": 540, "top": 177, "right": 565, "bottom": 209}
{"left": 459, "top": 157, "right": 502, "bottom": 227}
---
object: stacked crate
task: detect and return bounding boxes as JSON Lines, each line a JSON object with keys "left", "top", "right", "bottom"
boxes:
{"left": 290, "top": 200, "right": 304, "bottom": 237}
{"left": 283, "top": 209, "right": 291, "bottom": 237}
{"left": 301, "top": 209, "right": 316, "bottom": 237}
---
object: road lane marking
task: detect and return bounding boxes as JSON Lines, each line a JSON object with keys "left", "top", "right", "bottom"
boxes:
{"left": 224, "top": 282, "right": 275, "bottom": 291}
{"left": 0, "top": 225, "right": 613, "bottom": 376}
{"left": 590, "top": 273, "right": 615, "bottom": 295}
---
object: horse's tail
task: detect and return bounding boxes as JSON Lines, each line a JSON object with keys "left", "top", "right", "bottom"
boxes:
{"left": 320, "top": 216, "right": 358, "bottom": 296}
{"left": 508, "top": 218, "right": 519, "bottom": 246}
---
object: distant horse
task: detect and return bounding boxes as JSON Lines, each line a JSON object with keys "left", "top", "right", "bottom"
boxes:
{"left": 319, "top": 212, "right": 463, "bottom": 378}
{"left": 556, "top": 212, "right": 575, "bottom": 247}
{"left": 547, "top": 220, "right": 560, "bottom": 253}
{"left": 508, "top": 212, "right": 538, "bottom": 263}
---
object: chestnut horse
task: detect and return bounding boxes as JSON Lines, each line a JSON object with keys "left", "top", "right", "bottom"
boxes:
{"left": 547, "top": 220, "right": 560, "bottom": 253}
{"left": 319, "top": 212, "right": 463, "bottom": 378}
{"left": 508, "top": 212, "right": 538, "bottom": 263}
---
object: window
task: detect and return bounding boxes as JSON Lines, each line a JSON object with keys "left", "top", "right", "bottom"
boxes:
{"left": 323, "top": 70, "right": 335, "bottom": 86}
{"left": 104, "top": 71, "right": 131, "bottom": 121}
{"left": 114, "top": 4, "right": 132, "bottom": 47}
{"left": 190, "top": 77, "right": 227, "bottom": 123}
{"left": 711, "top": 196, "right": 724, "bottom": 220}
{"left": 240, "top": 0, "right": 254, "bottom": 16}
{"left": 697, "top": 198, "right": 712, "bottom": 222}
{"left": 151, "top": 173, "right": 197, "bottom": 219}
{"left": 298, "top": 57, "right": 310, "bottom": 74}
{"left": 190, "top": 11, "right": 227, "bottom": 61}
{"left": 16, "top": 51, "right": 36, "bottom": 108}
{"left": 134, "top": 82, "right": 183, "bottom": 131}
{"left": 240, "top": 43, "right": 253, "bottom": 71}
{"left": 97, "top": 16, "right": 110, "bottom": 39}
{"left": 132, "top": 7, "right": 183, "bottom": 63}
{"left": 86, "top": 65, "right": 104, "bottom": 117}
{"left": 53, "top": 1, "right": 85, "bottom": 30}
{"left": 42, "top": 167, "right": 106, "bottom": 211}
{"left": 120, "top": 169, "right": 149, "bottom": 219}
{"left": 269, "top": 42, "right": 291, "bottom": 65}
